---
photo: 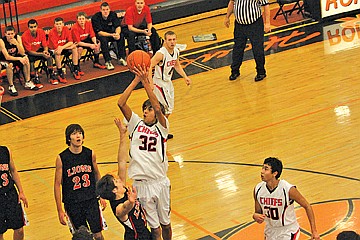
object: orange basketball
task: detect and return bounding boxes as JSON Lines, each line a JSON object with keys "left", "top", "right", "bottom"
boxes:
{"left": 126, "top": 50, "right": 151, "bottom": 72}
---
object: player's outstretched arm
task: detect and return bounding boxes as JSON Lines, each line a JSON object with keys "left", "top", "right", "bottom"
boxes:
{"left": 117, "top": 76, "right": 141, "bottom": 122}
{"left": 115, "top": 186, "right": 137, "bottom": 221}
{"left": 289, "top": 187, "right": 320, "bottom": 240}
{"left": 134, "top": 64, "right": 167, "bottom": 128}
{"left": 114, "top": 118, "right": 128, "bottom": 183}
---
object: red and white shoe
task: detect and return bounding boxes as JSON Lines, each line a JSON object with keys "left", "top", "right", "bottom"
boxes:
{"left": 58, "top": 72, "right": 67, "bottom": 83}
{"left": 93, "top": 63, "right": 106, "bottom": 69}
{"left": 72, "top": 70, "right": 81, "bottom": 80}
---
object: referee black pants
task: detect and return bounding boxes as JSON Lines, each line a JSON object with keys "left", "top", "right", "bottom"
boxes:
{"left": 231, "top": 17, "right": 266, "bottom": 75}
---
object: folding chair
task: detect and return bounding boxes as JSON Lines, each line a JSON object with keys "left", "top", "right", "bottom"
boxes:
{"left": 59, "top": 50, "right": 74, "bottom": 73}
{"left": 273, "top": 0, "right": 305, "bottom": 23}
{"left": 34, "top": 57, "right": 48, "bottom": 75}
{"left": 80, "top": 48, "right": 94, "bottom": 62}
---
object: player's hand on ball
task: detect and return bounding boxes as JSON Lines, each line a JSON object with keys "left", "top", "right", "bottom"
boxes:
{"left": 133, "top": 64, "right": 149, "bottom": 83}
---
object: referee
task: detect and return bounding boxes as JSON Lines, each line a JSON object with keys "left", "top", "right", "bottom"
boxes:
{"left": 224, "top": 0, "right": 270, "bottom": 82}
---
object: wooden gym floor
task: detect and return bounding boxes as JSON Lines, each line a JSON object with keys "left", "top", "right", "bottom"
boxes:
{"left": 1, "top": 7, "right": 360, "bottom": 240}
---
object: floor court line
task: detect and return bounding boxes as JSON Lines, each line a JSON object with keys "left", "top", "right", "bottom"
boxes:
{"left": 171, "top": 97, "right": 360, "bottom": 155}
{"left": 172, "top": 209, "right": 222, "bottom": 240}
{"left": 181, "top": 21, "right": 318, "bottom": 58}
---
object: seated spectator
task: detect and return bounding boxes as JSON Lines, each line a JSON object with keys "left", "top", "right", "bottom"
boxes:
{"left": 122, "top": 0, "right": 161, "bottom": 54}
{"left": 72, "top": 225, "right": 94, "bottom": 240}
{"left": 48, "top": 17, "right": 82, "bottom": 83}
{"left": 72, "top": 12, "right": 106, "bottom": 70}
{"left": 337, "top": 231, "right": 360, "bottom": 240}
{"left": 0, "top": 60, "right": 17, "bottom": 96}
{"left": 22, "top": 19, "right": 58, "bottom": 85}
{"left": 91, "top": 2, "right": 127, "bottom": 70}
{"left": 0, "top": 26, "right": 39, "bottom": 96}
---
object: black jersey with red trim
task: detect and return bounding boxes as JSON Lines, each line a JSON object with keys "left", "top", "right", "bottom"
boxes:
{"left": 1, "top": 35, "right": 20, "bottom": 58}
{"left": 60, "top": 146, "right": 97, "bottom": 204}
{"left": 110, "top": 188, "right": 151, "bottom": 240}
{"left": 0, "top": 146, "right": 15, "bottom": 194}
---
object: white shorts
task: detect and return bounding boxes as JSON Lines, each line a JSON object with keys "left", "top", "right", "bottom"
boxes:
{"left": 133, "top": 177, "right": 171, "bottom": 229}
{"left": 265, "top": 224, "right": 300, "bottom": 240}
{"left": 153, "top": 83, "right": 174, "bottom": 115}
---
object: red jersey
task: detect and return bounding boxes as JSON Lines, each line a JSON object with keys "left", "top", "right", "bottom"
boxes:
{"left": 21, "top": 28, "right": 48, "bottom": 52}
{"left": 48, "top": 27, "right": 73, "bottom": 50}
{"left": 123, "top": 5, "right": 152, "bottom": 28}
{"left": 71, "top": 21, "right": 96, "bottom": 43}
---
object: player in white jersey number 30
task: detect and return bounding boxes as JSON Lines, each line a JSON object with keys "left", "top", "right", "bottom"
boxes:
{"left": 253, "top": 157, "right": 320, "bottom": 240}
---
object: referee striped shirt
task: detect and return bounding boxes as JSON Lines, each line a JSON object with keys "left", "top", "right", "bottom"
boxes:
{"left": 233, "top": 0, "right": 269, "bottom": 25}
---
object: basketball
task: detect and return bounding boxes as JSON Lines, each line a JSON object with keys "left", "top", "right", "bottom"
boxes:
{"left": 126, "top": 50, "right": 151, "bottom": 72}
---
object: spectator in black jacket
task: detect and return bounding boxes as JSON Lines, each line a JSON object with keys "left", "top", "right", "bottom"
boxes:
{"left": 91, "top": 2, "right": 127, "bottom": 70}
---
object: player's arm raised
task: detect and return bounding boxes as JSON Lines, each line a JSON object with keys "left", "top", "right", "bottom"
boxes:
{"left": 114, "top": 118, "right": 136, "bottom": 221}
{"left": 115, "top": 186, "right": 137, "bottom": 222}
{"left": 289, "top": 187, "right": 320, "bottom": 240}
{"left": 135, "top": 64, "right": 167, "bottom": 128}
{"left": 114, "top": 117, "right": 127, "bottom": 183}
{"left": 117, "top": 75, "right": 141, "bottom": 122}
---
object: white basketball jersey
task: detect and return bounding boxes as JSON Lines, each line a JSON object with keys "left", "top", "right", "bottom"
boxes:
{"left": 153, "top": 46, "right": 179, "bottom": 85}
{"left": 127, "top": 112, "right": 169, "bottom": 180}
{"left": 255, "top": 180, "right": 299, "bottom": 229}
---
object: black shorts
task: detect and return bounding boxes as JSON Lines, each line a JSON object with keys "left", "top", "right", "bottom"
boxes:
{"left": 0, "top": 187, "right": 25, "bottom": 234}
{"left": 81, "top": 36, "right": 93, "bottom": 45}
{"left": 64, "top": 198, "right": 103, "bottom": 234}
{"left": 78, "top": 37, "right": 96, "bottom": 52}
{"left": 49, "top": 49, "right": 72, "bottom": 56}
{"left": 27, "top": 48, "right": 52, "bottom": 62}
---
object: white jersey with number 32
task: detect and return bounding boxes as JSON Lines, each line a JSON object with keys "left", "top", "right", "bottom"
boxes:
{"left": 127, "top": 112, "right": 169, "bottom": 181}
{"left": 255, "top": 179, "right": 299, "bottom": 229}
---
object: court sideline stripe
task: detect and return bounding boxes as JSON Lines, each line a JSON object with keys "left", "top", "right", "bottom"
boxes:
{"left": 0, "top": 107, "right": 22, "bottom": 121}
{"left": 172, "top": 209, "right": 222, "bottom": 240}
{"left": 18, "top": 161, "right": 360, "bottom": 182}
{"left": 180, "top": 56, "right": 214, "bottom": 71}
{"left": 171, "top": 97, "right": 360, "bottom": 155}
{"left": 181, "top": 21, "right": 318, "bottom": 58}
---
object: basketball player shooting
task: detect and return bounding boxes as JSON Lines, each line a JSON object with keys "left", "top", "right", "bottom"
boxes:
{"left": 117, "top": 64, "right": 172, "bottom": 240}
